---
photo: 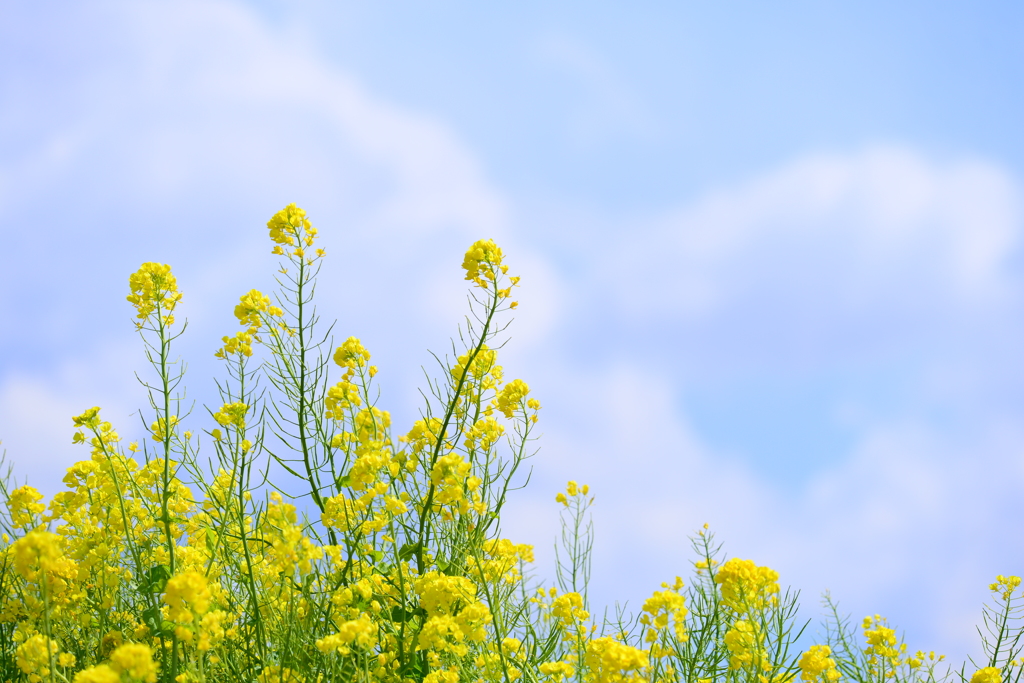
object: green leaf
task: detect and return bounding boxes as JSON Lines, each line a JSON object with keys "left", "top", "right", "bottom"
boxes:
{"left": 204, "top": 528, "right": 218, "bottom": 556}
{"left": 398, "top": 542, "right": 422, "bottom": 562}
{"left": 143, "top": 564, "right": 171, "bottom": 594}
{"left": 389, "top": 606, "right": 427, "bottom": 623}
{"left": 398, "top": 656, "right": 425, "bottom": 680}
{"left": 142, "top": 605, "right": 165, "bottom": 635}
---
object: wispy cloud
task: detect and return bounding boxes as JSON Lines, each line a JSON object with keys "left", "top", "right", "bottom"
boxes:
{"left": 534, "top": 32, "right": 658, "bottom": 145}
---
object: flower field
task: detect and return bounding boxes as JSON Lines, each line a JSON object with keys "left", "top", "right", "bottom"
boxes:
{"left": 0, "top": 205, "right": 1020, "bottom": 683}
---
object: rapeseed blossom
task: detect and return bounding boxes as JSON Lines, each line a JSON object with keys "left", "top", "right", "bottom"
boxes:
{"left": 164, "top": 571, "right": 213, "bottom": 623}
{"left": 0, "top": 206, "right": 1002, "bottom": 683}
{"left": 715, "top": 557, "right": 780, "bottom": 613}
{"left": 127, "top": 262, "right": 182, "bottom": 324}
{"left": 108, "top": 643, "right": 159, "bottom": 683}
{"left": 583, "top": 637, "right": 648, "bottom": 683}
{"left": 799, "top": 645, "right": 841, "bottom": 683}
{"left": 12, "top": 530, "right": 64, "bottom": 578}
{"left": 640, "top": 577, "right": 687, "bottom": 643}
{"left": 7, "top": 485, "right": 45, "bottom": 529}
{"left": 16, "top": 634, "right": 58, "bottom": 683}
{"left": 971, "top": 668, "right": 1002, "bottom": 683}
{"left": 990, "top": 575, "right": 1022, "bottom": 600}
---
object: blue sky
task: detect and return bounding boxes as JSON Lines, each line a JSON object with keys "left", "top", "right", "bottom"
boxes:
{"left": 3, "top": 0, "right": 1024, "bottom": 663}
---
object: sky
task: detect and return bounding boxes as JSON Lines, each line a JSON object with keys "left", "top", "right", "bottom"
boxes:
{"left": 3, "top": 0, "right": 1024, "bottom": 665}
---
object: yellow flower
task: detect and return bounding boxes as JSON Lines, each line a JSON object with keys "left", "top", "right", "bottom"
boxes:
{"left": 12, "top": 530, "right": 64, "bottom": 579}
{"left": 991, "top": 575, "right": 1022, "bottom": 600}
{"left": 799, "top": 645, "right": 841, "bottom": 683}
{"left": 724, "top": 620, "right": 766, "bottom": 671}
{"left": 315, "top": 613, "right": 378, "bottom": 654}
{"left": 164, "top": 571, "right": 213, "bottom": 623}
{"left": 7, "top": 485, "right": 45, "bottom": 528}
{"left": 215, "top": 329, "right": 255, "bottom": 358}
{"left": 715, "top": 557, "right": 780, "bottom": 613}
{"left": 862, "top": 615, "right": 899, "bottom": 661}
{"left": 150, "top": 414, "right": 178, "bottom": 442}
{"left": 539, "top": 661, "right": 576, "bottom": 682}
{"left": 462, "top": 238, "right": 505, "bottom": 288}
{"left": 109, "top": 643, "right": 159, "bottom": 683}
{"left": 450, "top": 345, "right": 501, "bottom": 386}
{"left": 550, "top": 591, "right": 589, "bottom": 628}
{"left": 73, "top": 665, "right": 121, "bottom": 683}
{"left": 584, "top": 637, "right": 648, "bottom": 683}
{"left": 212, "top": 401, "right": 248, "bottom": 430}
{"left": 267, "top": 203, "right": 316, "bottom": 250}
{"left": 971, "top": 668, "right": 1002, "bottom": 683}
{"left": 197, "top": 610, "right": 228, "bottom": 652}
{"left": 641, "top": 580, "right": 688, "bottom": 642}
{"left": 424, "top": 671, "right": 460, "bottom": 683}
{"left": 325, "top": 379, "right": 361, "bottom": 419}
{"left": 127, "top": 262, "right": 182, "bottom": 322}
{"left": 16, "top": 635, "right": 58, "bottom": 683}
{"left": 234, "top": 289, "right": 283, "bottom": 331}
{"left": 257, "top": 665, "right": 305, "bottom": 683}
{"left": 496, "top": 379, "right": 530, "bottom": 418}
{"left": 334, "top": 337, "right": 371, "bottom": 371}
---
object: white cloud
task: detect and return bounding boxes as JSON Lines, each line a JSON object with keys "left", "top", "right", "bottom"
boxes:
{"left": 607, "top": 147, "right": 1020, "bottom": 320}
{"left": 502, "top": 148, "right": 1024, "bottom": 662}
{"left": 534, "top": 32, "right": 657, "bottom": 145}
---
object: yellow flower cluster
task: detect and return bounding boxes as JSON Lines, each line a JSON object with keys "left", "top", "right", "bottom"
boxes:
{"left": 971, "top": 667, "right": 1003, "bottom": 683}
{"left": 414, "top": 572, "right": 491, "bottom": 657}
{"left": 150, "top": 414, "right": 178, "bottom": 442}
{"left": 555, "top": 480, "right": 590, "bottom": 506}
{"left": 583, "top": 637, "right": 649, "bottom": 683}
{"left": 7, "top": 485, "right": 45, "bottom": 529}
{"left": 127, "top": 262, "right": 182, "bottom": 324}
{"left": 335, "top": 336, "right": 371, "bottom": 371}
{"left": 325, "top": 379, "right": 361, "bottom": 419}
{"left": 212, "top": 401, "right": 248, "bottom": 430}
{"left": 724, "top": 619, "right": 767, "bottom": 672}
{"left": 429, "top": 452, "right": 484, "bottom": 517}
{"left": 16, "top": 634, "right": 58, "bottom": 683}
{"left": 164, "top": 571, "right": 213, "bottom": 624}
{"left": 214, "top": 329, "right": 254, "bottom": 358}
{"left": 640, "top": 577, "right": 687, "bottom": 643}
{"left": 316, "top": 613, "right": 378, "bottom": 655}
{"left": 265, "top": 492, "right": 324, "bottom": 577}
{"left": 478, "top": 538, "right": 534, "bottom": 584}
{"left": 862, "top": 615, "right": 900, "bottom": 661}
{"left": 12, "top": 530, "right": 65, "bottom": 579}
{"left": 990, "top": 575, "right": 1022, "bottom": 600}
{"left": 550, "top": 591, "right": 590, "bottom": 631}
{"left": 234, "top": 289, "right": 283, "bottom": 332}
{"left": 462, "top": 239, "right": 505, "bottom": 288}
{"left": 267, "top": 203, "right": 319, "bottom": 257}
{"left": 257, "top": 666, "right": 305, "bottom": 683}
{"left": 451, "top": 345, "right": 501, "bottom": 386}
{"left": 496, "top": 379, "right": 531, "bottom": 419}
{"left": 715, "top": 557, "right": 780, "bottom": 613}
{"left": 799, "top": 645, "right": 842, "bottom": 683}
{"left": 108, "top": 642, "right": 159, "bottom": 682}
{"left": 539, "top": 660, "right": 576, "bottom": 682}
